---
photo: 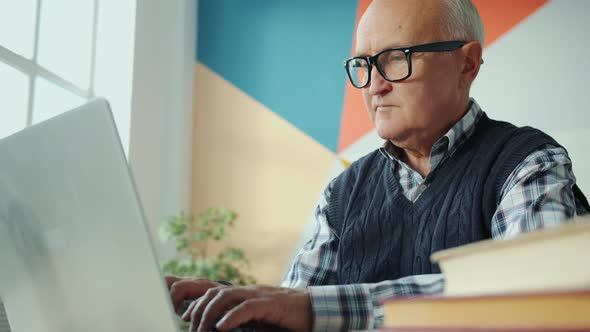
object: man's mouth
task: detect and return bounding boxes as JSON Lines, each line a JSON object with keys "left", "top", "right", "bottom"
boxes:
{"left": 375, "top": 105, "right": 397, "bottom": 112}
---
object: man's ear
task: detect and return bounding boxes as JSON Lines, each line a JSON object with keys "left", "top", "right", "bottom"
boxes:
{"left": 459, "top": 41, "right": 483, "bottom": 88}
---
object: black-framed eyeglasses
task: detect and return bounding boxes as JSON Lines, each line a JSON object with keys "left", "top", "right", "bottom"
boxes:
{"left": 344, "top": 40, "right": 483, "bottom": 89}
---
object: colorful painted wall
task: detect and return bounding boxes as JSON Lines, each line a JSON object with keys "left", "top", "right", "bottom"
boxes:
{"left": 193, "top": 0, "right": 590, "bottom": 284}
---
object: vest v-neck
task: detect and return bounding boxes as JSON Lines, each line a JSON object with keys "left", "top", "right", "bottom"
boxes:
{"left": 386, "top": 150, "right": 456, "bottom": 212}
{"left": 330, "top": 113, "right": 564, "bottom": 284}
{"left": 385, "top": 114, "right": 491, "bottom": 211}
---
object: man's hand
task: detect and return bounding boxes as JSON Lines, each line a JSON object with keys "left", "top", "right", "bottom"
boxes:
{"left": 182, "top": 285, "right": 312, "bottom": 332}
{"left": 165, "top": 276, "right": 224, "bottom": 314}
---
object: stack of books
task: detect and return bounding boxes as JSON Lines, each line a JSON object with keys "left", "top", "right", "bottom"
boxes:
{"left": 382, "top": 219, "right": 590, "bottom": 331}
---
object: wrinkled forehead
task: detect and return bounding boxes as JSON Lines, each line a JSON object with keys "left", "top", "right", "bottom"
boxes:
{"left": 355, "top": 0, "right": 443, "bottom": 56}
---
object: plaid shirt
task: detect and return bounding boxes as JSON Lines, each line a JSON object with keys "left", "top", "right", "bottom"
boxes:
{"left": 281, "top": 99, "right": 578, "bottom": 331}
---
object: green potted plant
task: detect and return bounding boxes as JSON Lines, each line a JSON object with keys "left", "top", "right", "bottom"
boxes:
{"left": 159, "top": 207, "right": 255, "bottom": 285}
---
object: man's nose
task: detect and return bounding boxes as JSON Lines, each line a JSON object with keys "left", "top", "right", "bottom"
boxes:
{"left": 367, "top": 68, "right": 392, "bottom": 96}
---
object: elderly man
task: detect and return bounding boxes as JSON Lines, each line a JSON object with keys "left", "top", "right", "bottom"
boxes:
{"left": 167, "top": 0, "right": 589, "bottom": 331}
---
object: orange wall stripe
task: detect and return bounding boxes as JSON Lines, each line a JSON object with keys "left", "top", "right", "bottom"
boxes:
{"left": 337, "top": 0, "right": 373, "bottom": 153}
{"left": 473, "top": 0, "right": 549, "bottom": 47}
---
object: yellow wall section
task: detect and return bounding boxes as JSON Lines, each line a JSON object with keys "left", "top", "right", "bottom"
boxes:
{"left": 192, "top": 63, "right": 337, "bottom": 284}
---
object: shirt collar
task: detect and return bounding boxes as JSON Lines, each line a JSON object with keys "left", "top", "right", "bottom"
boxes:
{"left": 379, "top": 98, "right": 483, "bottom": 164}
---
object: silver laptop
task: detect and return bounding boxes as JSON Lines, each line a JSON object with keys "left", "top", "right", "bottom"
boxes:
{"left": 0, "top": 99, "right": 180, "bottom": 332}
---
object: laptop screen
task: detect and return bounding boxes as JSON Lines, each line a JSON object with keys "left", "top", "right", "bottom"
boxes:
{"left": 0, "top": 99, "right": 180, "bottom": 332}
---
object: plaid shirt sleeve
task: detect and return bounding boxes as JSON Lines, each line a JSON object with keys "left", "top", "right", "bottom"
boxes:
{"left": 491, "top": 145, "right": 577, "bottom": 238}
{"left": 281, "top": 145, "right": 578, "bottom": 331}
{"left": 280, "top": 180, "right": 445, "bottom": 331}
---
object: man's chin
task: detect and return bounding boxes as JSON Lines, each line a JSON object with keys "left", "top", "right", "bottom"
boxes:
{"left": 376, "top": 124, "right": 402, "bottom": 139}
{"left": 376, "top": 132, "right": 402, "bottom": 143}
{"left": 376, "top": 127, "right": 413, "bottom": 146}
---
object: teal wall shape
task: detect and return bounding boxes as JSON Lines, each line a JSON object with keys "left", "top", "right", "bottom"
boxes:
{"left": 197, "top": 0, "right": 358, "bottom": 152}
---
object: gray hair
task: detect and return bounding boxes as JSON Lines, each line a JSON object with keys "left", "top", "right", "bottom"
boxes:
{"left": 440, "top": 0, "right": 485, "bottom": 46}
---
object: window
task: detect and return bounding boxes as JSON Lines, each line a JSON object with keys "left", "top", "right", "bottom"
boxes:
{"left": 0, "top": 0, "right": 135, "bottom": 154}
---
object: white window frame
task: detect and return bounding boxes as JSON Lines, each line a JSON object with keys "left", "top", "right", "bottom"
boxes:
{"left": 1, "top": 0, "right": 194, "bottom": 259}
{"left": 0, "top": 0, "right": 98, "bottom": 126}
{"left": 129, "top": 0, "right": 196, "bottom": 259}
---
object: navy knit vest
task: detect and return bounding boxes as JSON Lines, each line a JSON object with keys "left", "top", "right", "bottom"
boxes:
{"left": 328, "top": 113, "right": 589, "bottom": 285}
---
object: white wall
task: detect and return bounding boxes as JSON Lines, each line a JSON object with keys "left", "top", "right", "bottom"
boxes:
{"left": 94, "top": 0, "right": 137, "bottom": 156}
{"left": 129, "top": 0, "right": 196, "bottom": 259}
{"left": 471, "top": 1, "right": 590, "bottom": 192}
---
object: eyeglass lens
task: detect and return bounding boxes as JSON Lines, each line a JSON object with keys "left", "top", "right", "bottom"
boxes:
{"left": 347, "top": 49, "right": 409, "bottom": 87}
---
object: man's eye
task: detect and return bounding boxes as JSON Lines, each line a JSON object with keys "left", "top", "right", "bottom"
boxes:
{"left": 388, "top": 54, "right": 405, "bottom": 62}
